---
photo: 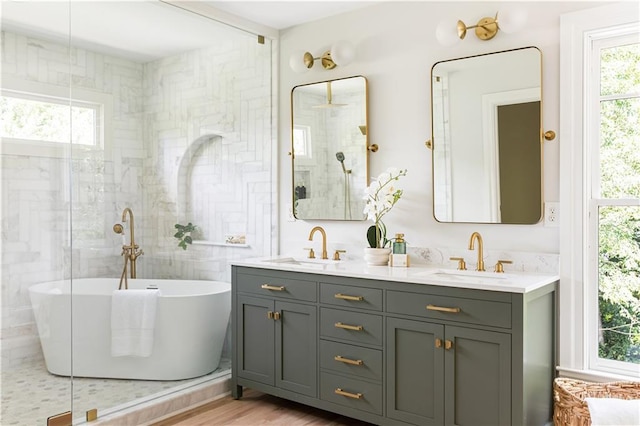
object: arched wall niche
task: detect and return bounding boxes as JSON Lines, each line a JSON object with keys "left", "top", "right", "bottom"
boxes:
{"left": 177, "top": 134, "right": 248, "bottom": 246}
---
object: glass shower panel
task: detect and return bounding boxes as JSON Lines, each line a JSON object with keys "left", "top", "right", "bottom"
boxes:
{"left": 66, "top": 1, "right": 274, "bottom": 423}
{"left": 1, "top": 1, "right": 74, "bottom": 425}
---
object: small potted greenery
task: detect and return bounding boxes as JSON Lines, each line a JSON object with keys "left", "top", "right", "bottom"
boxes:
{"left": 174, "top": 222, "right": 199, "bottom": 250}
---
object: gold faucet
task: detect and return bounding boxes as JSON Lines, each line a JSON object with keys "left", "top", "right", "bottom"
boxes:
{"left": 468, "top": 231, "right": 485, "bottom": 272}
{"left": 113, "top": 208, "right": 144, "bottom": 289}
{"left": 308, "top": 226, "right": 328, "bottom": 260}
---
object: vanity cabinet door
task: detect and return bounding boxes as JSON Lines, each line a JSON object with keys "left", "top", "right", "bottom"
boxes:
{"left": 237, "top": 294, "right": 275, "bottom": 386}
{"left": 275, "top": 300, "right": 317, "bottom": 397}
{"left": 387, "top": 317, "right": 444, "bottom": 425}
{"left": 444, "top": 326, "right": 511, "bottom": 426}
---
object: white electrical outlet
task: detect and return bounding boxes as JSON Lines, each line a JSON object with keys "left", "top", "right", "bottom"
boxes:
{"left": 544, "top": 202, "right": 559, "bottom": 227}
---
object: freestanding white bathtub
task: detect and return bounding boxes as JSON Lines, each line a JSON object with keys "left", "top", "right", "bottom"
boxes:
{"left": 29, "top": 278, "right": 231, "bottom": 381}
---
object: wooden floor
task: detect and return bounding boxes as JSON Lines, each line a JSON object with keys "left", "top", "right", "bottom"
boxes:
{"left": 152, "top": 389, "right": 374, "bottom": 426}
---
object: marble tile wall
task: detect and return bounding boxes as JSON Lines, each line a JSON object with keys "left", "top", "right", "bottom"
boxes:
{"left": 1, "top": 30, "right": 274, "bottom": 367}
{"left": 139, "top": 36, "right": 274, "bottom": 284}
{"left": 1, "top": 30, "right": 144, "bottom": 368}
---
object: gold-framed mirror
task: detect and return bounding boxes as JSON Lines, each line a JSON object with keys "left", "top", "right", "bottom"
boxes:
{"left": 291, "top": 75, "right": 368, "bottom": 220}
{"left": 431, "top": 46, "right": 543, "bottom": 224}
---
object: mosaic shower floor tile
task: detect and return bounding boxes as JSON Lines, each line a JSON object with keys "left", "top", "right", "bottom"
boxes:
{"left": 1, "top": 358, "right": 231, "bottom": 426}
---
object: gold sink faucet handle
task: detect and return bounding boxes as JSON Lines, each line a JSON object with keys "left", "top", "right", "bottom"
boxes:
{"left": 494, "top": 260, "right": 513, "bottom": 273}
{"left": 333, "top": 249, "right": 346, "bottom": 261}
{"left": 450, "top": 257, "right": 467, "bottom": 270}
{"left": 304, "top": 247, "right": 316, "bottom": 259}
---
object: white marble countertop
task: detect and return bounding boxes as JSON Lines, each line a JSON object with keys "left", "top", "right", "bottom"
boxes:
{"left": 230, "top": 256, "right": 559, "bottom": 294}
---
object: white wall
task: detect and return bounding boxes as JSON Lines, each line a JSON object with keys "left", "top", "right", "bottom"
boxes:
{"left": 278, "top": 1, "right": 608, "bottom": 259}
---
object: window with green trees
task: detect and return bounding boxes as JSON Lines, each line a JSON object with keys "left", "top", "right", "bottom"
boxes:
{"left": 0, "top": 91, "right": 99, "bottom": 146}
{"left": 590, "top": 32, "right": 640, "bottom": 372}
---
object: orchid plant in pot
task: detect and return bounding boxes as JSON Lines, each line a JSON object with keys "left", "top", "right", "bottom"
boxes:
{"left": 363, "top": 167, "right": 407, "bottom": 265}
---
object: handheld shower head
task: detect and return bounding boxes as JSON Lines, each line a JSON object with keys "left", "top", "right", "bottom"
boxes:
{"left": 335, "top": 152, "right": 348, "bottom": 173}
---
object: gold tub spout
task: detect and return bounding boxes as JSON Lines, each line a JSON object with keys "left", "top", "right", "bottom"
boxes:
{"left": 308, "top": 226, "right": 328, "bottom": 260}
{"left": 113, "top": 208, "right": 144, "bottom": 289}
{"left": 468, "top": 231, "right": 485, "bottom": 272}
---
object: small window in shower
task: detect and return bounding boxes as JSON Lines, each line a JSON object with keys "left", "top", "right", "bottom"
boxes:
{"left": 293, "top": 124, "right": 312, "bottom": 158}
{"left": 1, "top": 90, "right": 101, "bottom": 147}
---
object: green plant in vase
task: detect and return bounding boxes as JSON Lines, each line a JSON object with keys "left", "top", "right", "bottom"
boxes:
{"left": 174, "top": 222, "right": 198, "bottom": 250}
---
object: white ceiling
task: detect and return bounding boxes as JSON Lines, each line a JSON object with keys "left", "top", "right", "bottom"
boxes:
{"left": 0, "top": 1, "right": 377, "bottom": 62}
{"left": 205, "top": 1, "right": 378, "bottom": 30}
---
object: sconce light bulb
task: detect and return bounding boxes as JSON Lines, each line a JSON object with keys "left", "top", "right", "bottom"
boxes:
{"left": 436, "top": 19, "right": 463, "bottom": 46}
{"left": 289, "top": 50, "right": 310, "bottom": 73}
{"left": 497, "top": 7, "right": 528, "bottom": 34}
{"left": 330, "top": 40, "right": 355, "bottom": 66}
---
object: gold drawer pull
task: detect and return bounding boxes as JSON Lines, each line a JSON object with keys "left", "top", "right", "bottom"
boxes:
{"left": 435, "top": 338, "right": 443, "bottom": 348}
{"left": 261, "top": 284, "right": 285, "bottom": 291}
{"left": 334, "top": 322, "right": 363, "bottom": 331}
{"left": 334, "top": 388, "right": 362, "bottom": 399}
{"left": 334, "top": 355, "right": 363, "bottom": 366}
{"left": 426, "top": 304, "right": 461, "bottom": 314}
{"left": 445, "top": 339, "right": 453, "bottom": 350}
{"left": 334, "top": 293, "right": 364, "bottom": 301}
{"left": 267, "top": 311, "right": 274, "bottom": 319}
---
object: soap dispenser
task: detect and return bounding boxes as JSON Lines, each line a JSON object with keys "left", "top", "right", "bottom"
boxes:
{"left": 390, "top": 233, "right": 409, "bottom": 267}
{"left": 393, "top": 233, "right": 406, "bottom": 254}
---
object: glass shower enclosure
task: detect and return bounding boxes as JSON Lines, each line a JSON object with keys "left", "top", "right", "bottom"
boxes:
{"left": 1, "top": 1, "right": 274, "bottom": 424}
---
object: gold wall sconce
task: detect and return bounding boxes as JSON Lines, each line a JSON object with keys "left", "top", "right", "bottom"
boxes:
{"left": 289, "top": 40, "right": 355, "bottom": 73}
{"left": 436, "top": 8, "right": 527, "bottom": 46}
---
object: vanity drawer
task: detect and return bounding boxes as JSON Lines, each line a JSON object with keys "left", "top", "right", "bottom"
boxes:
{"left": 387, "top": 291, "right": 511, "bottom": 329}
{"left": 320, "top": 283, "right": 383, "bottom": 311}
{"left": 235, "top": 273, "right": 316, "bottom": 302}
{"left": 320, "top": 340, "right": 382, "bottom": 382}
{"left": 320, "top": 371, "right": 382, "bottom": 415}
{"left": 320, "top": 308, "right": 383, "bottom": 346}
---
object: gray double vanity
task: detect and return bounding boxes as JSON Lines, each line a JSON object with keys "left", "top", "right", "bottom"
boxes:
{"left": 230, "top": 258, "right": 557, "bottom": 425}
{"left": 230, "top": 45, "right": 557, "bottom": 425}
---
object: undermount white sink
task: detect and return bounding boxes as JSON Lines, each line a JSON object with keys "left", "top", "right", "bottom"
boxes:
{"left": 261, "top": 257, "right": 339, "bottom": 269}
{"left": 416, "top": 269, "right": 514, "bottom": 281}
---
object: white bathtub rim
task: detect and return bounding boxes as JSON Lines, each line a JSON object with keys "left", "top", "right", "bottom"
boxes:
{"left": 29, "top": 278, "right": 231, "bottom": 297}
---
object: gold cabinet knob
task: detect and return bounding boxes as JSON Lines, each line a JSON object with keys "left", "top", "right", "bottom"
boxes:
{"left": 261, "top": 284, "right": 285, "bottom": 291}
{"left": 334, "top": 355, "right": 363, "bottom": 366}
{"left": 334, "top": 388, "right": 363, "bottom": 399}
{"left": 334, "top": 293, "right": 363, "bottom": 301}
{"left": 334, "top": 322, "right": 363, "bottom": 331}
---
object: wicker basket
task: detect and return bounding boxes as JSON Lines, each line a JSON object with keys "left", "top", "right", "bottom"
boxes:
{"left": 553, "top": 377, "right": 640, "bottom": 426}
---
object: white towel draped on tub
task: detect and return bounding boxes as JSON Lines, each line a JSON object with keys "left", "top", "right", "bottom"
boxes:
{"left": 111, "top": 289, "right": 160, "bottom": 357}
{"left": 585, "top": 397, "right": 640, "bottom": 426}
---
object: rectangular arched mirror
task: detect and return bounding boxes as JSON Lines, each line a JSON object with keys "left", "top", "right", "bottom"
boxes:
{"left": 291, "top": 75, "right": 368, "bottom": 220}
{"left": 431, "top": 47, "right": 543, "bottom": 224}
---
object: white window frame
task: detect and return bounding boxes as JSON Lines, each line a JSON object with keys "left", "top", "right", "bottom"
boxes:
{"left": 292, "top": 124, "right": 312, "bottom": 159}
{"left": 559, "top": 2, "right": 640, "bottom": 381}
{"left": 0, "top": 75, "right": 112, "bottom": 160}
{"left": 587, "top": 31, "right": 640, "bottom": 377}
